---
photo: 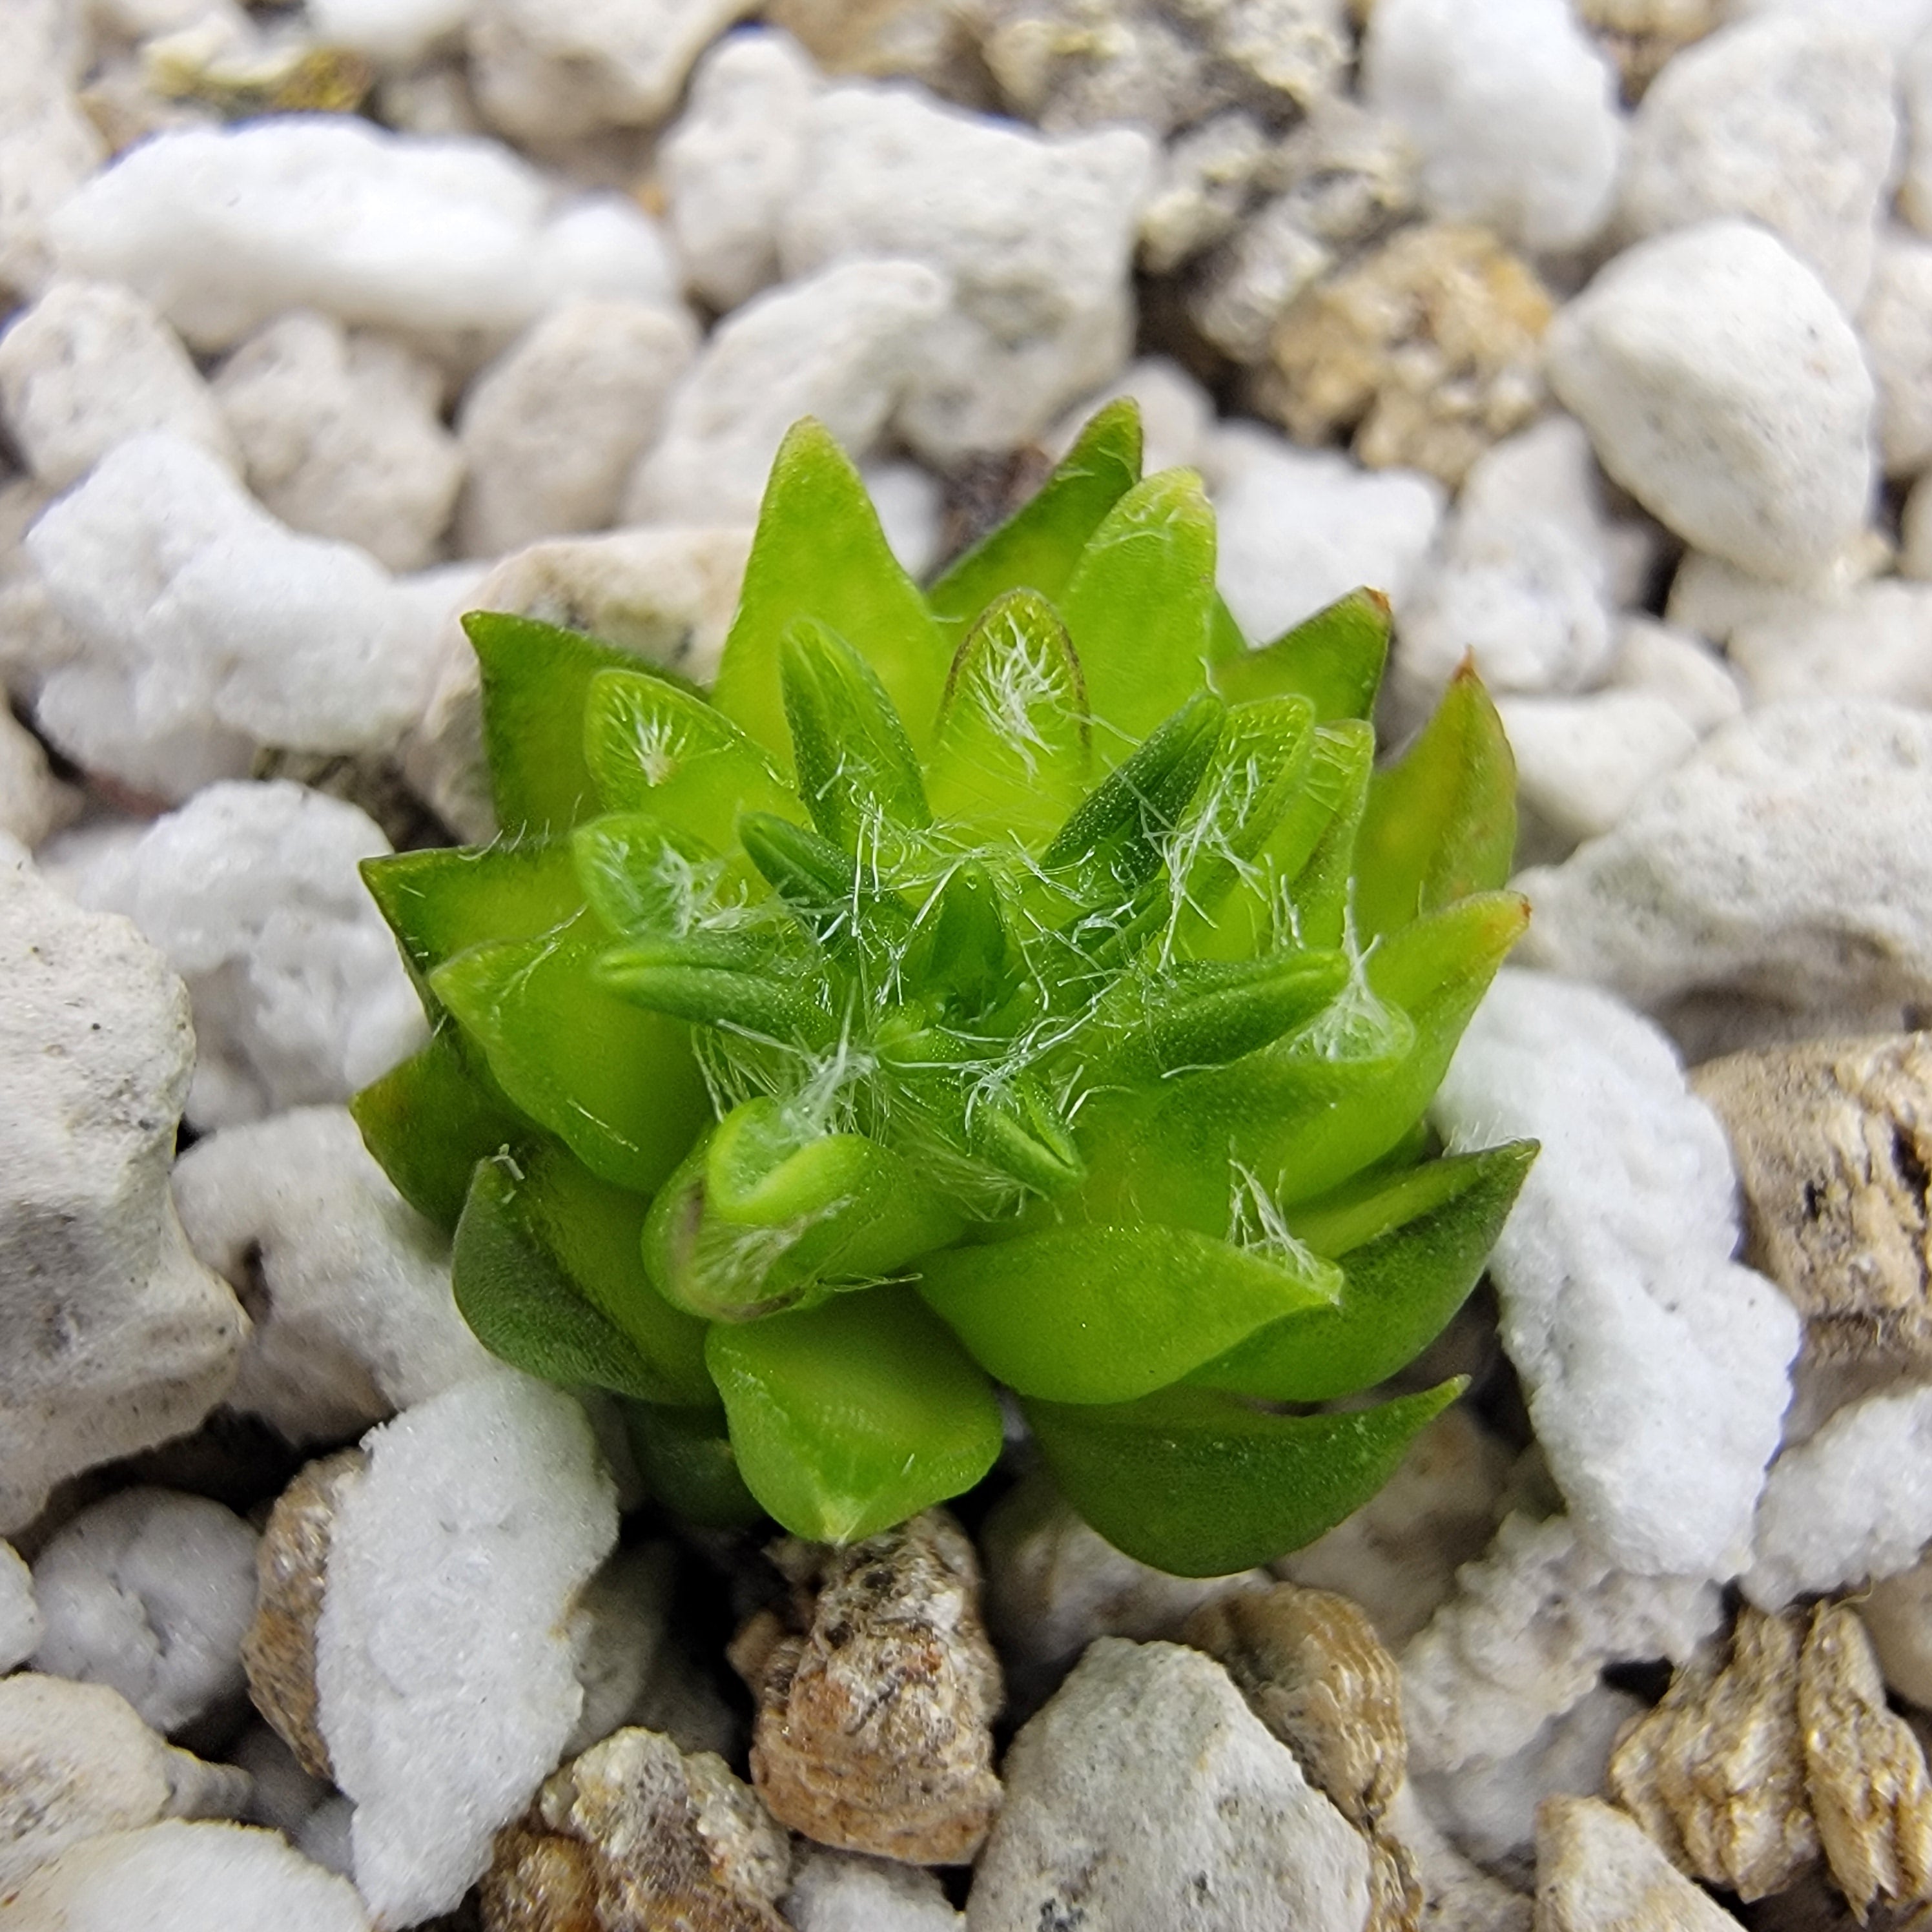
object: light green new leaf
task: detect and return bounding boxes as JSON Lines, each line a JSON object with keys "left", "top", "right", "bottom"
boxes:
{"left": 1209, "top": 588, "right": 1392, "bottom": 723}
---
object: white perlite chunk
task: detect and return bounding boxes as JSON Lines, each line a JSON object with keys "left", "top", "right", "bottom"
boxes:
{"left": 1862, "top": 1550, "right": 1932, "bottom": 1709}
{"left": 50, "top": 117, "right": 677, "bottom": 353}
{"left": 1536, "top": 1794, "right": 1746, "bottom": 1932}
{"left": 457, "top": 297, "right": 696, "bottom": 557}
{"left": 314, "top": 1374, "right": 619, "bottom": 1927}
{"left": 30, "top": 1489, "right": 259, "bottom": 1738}
{"left": 0, "top": 1676, "right": 249, "bottom": 1897}
{"left": 172, "top": 1107, "right": 493, "bottom": 1446}
{"left": 0, "top": 706, "right": 75, "bottom": 848}
{"left": 1860, "top": 228, "right": 1932, "bottom": 479}
{"left": 213, "top": 312, "right": 464, "bottom": 573}
{"left": 1497, "top": 692, "right": 1700, "bottom": 854}
{"left": 1547, "top": 220, "right": 1875, "bottom": 585}
{"left": 1727, "top": 580, "right": 1932, "bottom": 710}
{"left": 0, "top": 1541, "right": 40, "bottom": 1670}
{"left": 1516, "top": 703, "right": 1932, "bottom": 1036}
{"left": 0, "top": 6, "right": 104, "bottom": 305}
{"left": 969, "top": 1639, "right": 1370, "bottom": 1932}
{"left": 1362, "top": 0, "right": 1623, "bottom": 254}
{"left": 1602, "top": 618, "right": 1743, "bottom": 737}
{"left": 3, "top": 1820, "right": 371, "bottom": 1932}
{"left": 779, "top": 84, "right": 1153, "bottom": 462}
{"left": 1734, "top": 0, "right": 1932, "bottom": 54}
{"left": 1745, "top": 1386, "right": 1932, "bottom": 1609}
{"left": 1617, "top": 15, "right": 1898, "bottom": 312}
{"left": 0, "top": 848, "right": 243, "bottom": 1535}
{"left": 1208, "top": 424, "right": 1443, "bottom": 644}
{"left": 24, "top": 435, "right": 439, "bottom": 799}
{"left": 1401, "top": 1513, "right": 1723, "bottom": 1776}
{"left": 663, "top": 26, "right": 819, "bottom": 313}
{"left": 1904, "top": 29, "right": 1932, "bottom": 235}
{"left": 1432, "top": 970, "right": 1798, "bottom": 1577}
{"left": 786, "top": 1848, "right": 964, "bottom": 1931}
{"left": 305, "top": 0, "right": 472, "bottom": 64}
{"left": 0, "top": 280, "right": 237, "bottom": 491}
{"left": 70, "top": 781, "right": 424, "bottom": 1129}
{"left": 624, "top": 259, "right": 949, "bottom": 528}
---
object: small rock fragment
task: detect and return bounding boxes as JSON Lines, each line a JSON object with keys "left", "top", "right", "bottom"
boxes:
{"left": 1573, "top": 0, "right": 1722, "bottom": 101}
{"left": 1499, "top": 692, "right": 1700, "bottom": 856}
{"left": 0, "top": 705, "right": 77, "bottom": 848}
{"left": 1863, "top": 1553, "right": 1932, "bottom": 1711}
{"left": 1602, "top": 620, "right": 1743, "bottom": 738}
{"left": 0, "top": 1540, "right": 41, "bottom": 1670}
{"left": 1384, "top": 1784, "right": 1533, "bottom": 1932}
{"left": 783, "top": 1846, "right": 964, "bottom": 1931}
{"left": 1726, "top": 579, "right": 1932, "bottom": 712}
{"left": 482, "top": 1725, "right": 791, "bottom": 1932}
{"left": 1536, "top": 1794, "right": 1745, "bottom": 1932}
{"left": 1607, "top": 1605, "right": 1819, "bottom": 1901}
{"left": 735, "top": 1510, "right": 1002, "bottom": 1865}
{"left": 1862, "top": 229, "right": 1932, "bottom": 481}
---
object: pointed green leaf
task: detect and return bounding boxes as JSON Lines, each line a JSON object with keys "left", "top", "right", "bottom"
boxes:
{"left": 918, "top": 1223, "right": 1339, "bottom": 1405}
{"left": 1025, "top": 1379, "right": 1466, "bottom": 1576}
{"left": 925, "top": 399, "right": 1142, "bottom": 650}
{"left": 904, "top": 862, "right": 1011, "bottom": 1021}
{"left": 712, "top": 420, "right": 950, "bottom": 759}
{"left": 1189, "top": 1140, "right": 1537, "bottom": 1401}
{"left": 1096, "top": 952, "right": 1350, "bottom": 1081}
{"left": 1353, "top": 663, "right": 1518, "bottom": 943}
{"left": 572, "top": 814, "right": 752, "bottom": 940}
{"left": 1210, "top": 588, "right": 1392, "bottom": 723}
{"left": 706, "top": 1286, "right": 1003, "bottom": 1544}
{"left": 598, "top": 934, "right": 834, "bottom": 1045}
{"left": 623, "top": 1402, "right": 766, "bottom": 1529}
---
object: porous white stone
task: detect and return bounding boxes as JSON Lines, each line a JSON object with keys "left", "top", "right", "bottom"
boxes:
{"left": 214, "top": 312, "right": 464, "bottom": 573}
{"left": 1860, "top": 228, "right": 1932, "bottom": 479}
{"left": 314, "top": 1373, "right": 619, "bottom": 1927}
{"left": 1208, "top": 424, "right": 1444, "bottom": 646}
{"left": 1432, "top": 970, "right": 1800, "bottom": 1577}
{"left": 0, "top": 706, "right": 76, "bottom": 848}
{"left": 68, "top": 780, "right": 424, "bottom": 1129}
{"left": 172, "top": 1107, "right": 492, "bottom": 1446}
{"left": 862, "top": 460, "right": 945, "bottom": 582}
{"left": 1536, "top": 1794, "right": 1745, "bottom": 1932}
{"left": 304, "top": 0, "right": 472, "bottom": 65}
{"left": 0, "top": 848, "right": 243, "bottom": 1535}
{"left": 0, "top": 280, "right": 236, "bottom": 491}
{"left": 1515, "top": 703, "right": 1932, "bottom": 1040}
{"left": 30, "top": 1489, "right": 258, "bottom": 1739}
{"left": 1401, "top": 1513, "right": 1723, "bottom": 1776}
{"left": 623, "top": 258, "right": 949, "bottom": 528}
{"left": 786, "top": 1848, "right": 963, "bottom": 1931}
{"left": 1601, "top": 618, "right": 1743, "bottom": 737}
{"left": 3, "top": 1820, "right": 371, "bottom": 1931}
{"left": 1362, "top": 0, "right": 1623, "bottom": 254}
{"left": 1384, "top": 1785, "right": 1534, "bottom": 1932}
{"left": 468, "top": 0, "right": 757, "bottom": 143}
{"left": 1903, "top": 28, "right": 1932, "bottom": 235}
{"left": 0, "top": 26, "right": 105, "bottom": 304}
{"left": 1664, "top": 541, "right": 1889, "bottom": 648}
{"left": 1733, "top": 0, "right": 1932, "bottom": 54}
{"left": 780, "top": 83, "right": 1155, "bottom": 462}
{"left": 1547, "top": 220, "right": 1875, "bottom": 585}
{"left": 25, "top": 435, "right": 438, "bottom": 797}
{"left": 1727, "top": 579, "right": 1932, "bottom": 710}
{"left": 1497, "top": 692, "right": 1700, "bottom": 854}
{"left": 1394, "top": 416, "right": 1620, "bottom": 721}
{"left": 1618, "top": 14, "right": 1896, "bottom": 311}
{"left": 0, "top": 1541, "right": 40, "bottom": 1670}
{"left": 50, "top": 117, "right": 678, "bottom": 352}
{"left": 0, "top": 1676, "right": 250, "bottom": 1896}
{"left": 969, "top": 1638, "right": 1371, "bottom": 1932}
{"left": 1745, "top": 1386, "right": 1932, "bottom": 1608}
{"left": 456, "top": 297, "right": 696, "bottom": 557}
{"left": 664, "top": 26, "right": 820, "bottom": 313}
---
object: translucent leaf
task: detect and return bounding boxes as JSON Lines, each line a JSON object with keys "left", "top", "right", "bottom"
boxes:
{"left": 623, "top": 1401, "right": 766, "bottom": 1528}
{"left": 711, "top": 420, "right": 949, "bottom": 759}
{"left": 572, "top": 814, "right": 748, "bottom": 940}
{"left": 597, "top": 933, "right": 834, "bottom": 1046}
{"left": 918, "top": 1222, "right": 1340, "bottom": 1405}
{"left": 1025, "top": 1378, "right": 1466, "bottom": 1576}
{"left": 706, "top": 1286, "right": 1003, "bottom": 1544}
{"left": 1209, "top": 588, "right": 1391, "bottom": 723}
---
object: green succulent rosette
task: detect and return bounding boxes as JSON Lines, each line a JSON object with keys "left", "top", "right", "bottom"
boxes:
{"left": 353, "top": 403, "right": 1535, "bottom": 1574}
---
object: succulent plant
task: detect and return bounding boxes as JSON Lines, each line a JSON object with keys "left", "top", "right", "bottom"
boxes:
{"left": 353, "top": 404, "right": 1534, "bottom": 1576}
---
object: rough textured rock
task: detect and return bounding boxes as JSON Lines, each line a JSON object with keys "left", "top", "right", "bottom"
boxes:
{"left": 1536, "top": 1794, "right": 1745, "bottom": 1932}
{"left": 0, "top": 846, "right": 243, "bottom": 1535}
{"left": 1858, "top": 229, "right": 1932, "bottom": 479}
{"left": 1863, "top": 1552, "right": 1932, "bottom": 1711}
{"left": 783, "top": 1847, "right": 965, "bottom": 1931}
{"left": 0, "top": 704, "right": 77, "bottom": 847}
{"left": 481, "top": 1725, "right": 792, "bottom": 1932}
{"left": 1500, "top": 693, "right": 1701, "bottom": 858}
{"left": 1725, "top": 580, "right": 1932, "bottom": 712}
{"left": 0, "top": 1539, "right": 41, "bottom": 1670}
{"left": 734, "top": 1511, "right": 1003, "bottom": 1865}
{"left": 1603, "top": 619, "right": 1743, "bottom": 737}
{"left": 967, "top": 1638, "right": 1372, "bottom": 1932}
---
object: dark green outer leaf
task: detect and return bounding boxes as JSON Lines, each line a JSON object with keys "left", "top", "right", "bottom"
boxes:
{"left": 622, "top": 1402, "right": 766, "bottom": 1528}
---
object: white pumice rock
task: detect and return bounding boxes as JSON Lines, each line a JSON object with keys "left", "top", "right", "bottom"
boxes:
{"left": 1497, "top": 692, "right": 1700, "bottom": 856}
{"left": 1393, "top": 416, "right": 1621, "bottom": 722}
{"left": 1432, "top": 970, "right": 1800, "bottom": 1577}
{"left": 1617, "top": 15, "right": 1896, "bottom": 312}
{"left": 1860, "top": 228, "right": 1932, "bottom": 479}
{"left": 0, "top": 706, "right": 77, "bottom": 848}
{"left": 624, "top": 259, "right": 949, "bottom": 528}
{"left": 1515, "top": 703, "right": 1932, "bottom": 1042}
{"left": 0, "top": 1541, "right": 41, "bottom": 1670}
{"left": 1727, "top": 579, "right": 1932, "bottom": 710}
{"left": 1361, "top": 0, "right": 1623, "bottom": 255}
{"left": 1046, "top": 356, "right": 1216, "bottom": 478}
{"left": 779, "top": 84, "right": 1155, "bottom": 462}
{"left": 455, "top": 297, "right": 696, "bottom": 559}
{"left": 1547, "top": 220, "right": 1875, "bottom": 585}
{"left": 1536, "top": 1794, "right": 1745, "bottom": 1932}
{"left": 664, "top": 27, "right": 820, "bottom": 314}
{"left": 861, "top": 460, "right": 945, "bottom": 582}
{"left": 1744, "top": 1386, "right": 1932, "bottom": 1609}
{"left": 1401, "top": 1512, "right": 1723, "bottom": 1776}
{"left": 172, "top": 1107, "right": 493, "bottom": 1447}
{"left": 1903, "top": 28, "right": 1932, "bottom": 235}
{"left": 468, "top": 0, "right": 757, "bottom": 144}
{"left": 785, "top": 1847, "right": 964, "bottom": 1931}
{"left": 1384, "top": 1785, "right": 1533, "bottom": 1932}
{"left": 1663, "top": 540, "right": 1889, "bottom": 648}
{"left": 68, "top": 780, "right": 424, "bottom": 1129}
{"left": 1207, "top": 424, "right": 1444, "bottom": 645}
{"left": 1601, "top": 618, "right": 1744, "bottom": 737}
{"left": 0, "top": 68, "right": 106, "bottom": 307}
{"left": 1734, "top": 0, "right": 1932, "bottom": 54}
{"left": 304, "top": 0, "right": 473, "bottom": 65}
{"left": 0, "top": 848, "right": 243, "bottom": 1535}
{"left": 25, "top": 435, "right": 440, "bottom": 797}
{"left": 0, "top": 280, "right": 237, "bottom": 492}
{"left": 213, "top": 312, "right": 464, "bottom": 574}
{"left": 49, "top": 117, "right": 678, "bottom": 354}
{"left": 30, "top": 1488, "right": 259, "bottom": 1740}
{"left": 0, "top": 1676, "right": 251, "bottom": 1896}
{"left": 3, "top": 1820, "right": 372, "bottom": 1932}
{"left": 314, "top": 1373, "right": 619, "bottom": 1927}
{"left": 404, "top": 524, "right": 752, "bottom": 840}
{"left": 969, "top": 1638, "right": 1372, "bottom": 1932}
